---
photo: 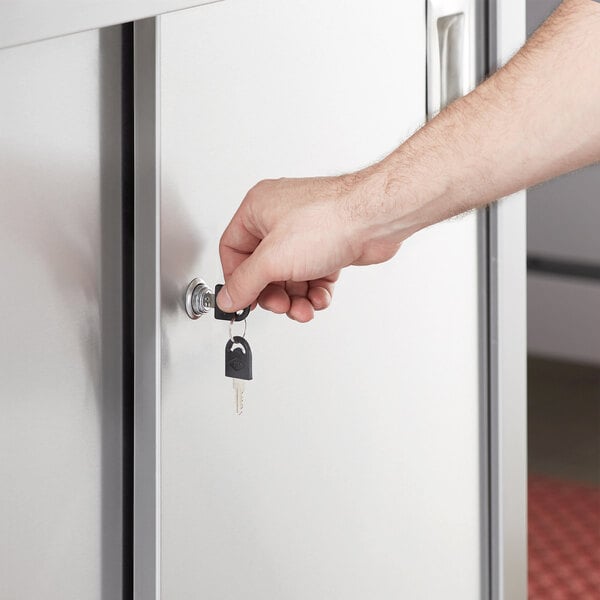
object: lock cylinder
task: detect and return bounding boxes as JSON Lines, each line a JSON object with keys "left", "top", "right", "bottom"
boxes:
{"left": 184, "top": 278, "right": 250, "bottom": 321}
{"left": 185, "top": 278, "right": 214, "bottom": 319}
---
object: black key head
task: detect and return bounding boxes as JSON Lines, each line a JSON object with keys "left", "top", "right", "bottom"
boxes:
{"left": 214, "top": 284, "right": 250, "bottom": 322}
{"left": 225, "top": 336, "right": 253, "bottom": 381}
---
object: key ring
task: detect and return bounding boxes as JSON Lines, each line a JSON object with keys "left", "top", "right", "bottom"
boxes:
{"left": 229, "top": 317, "right": 247, "bottom": 343}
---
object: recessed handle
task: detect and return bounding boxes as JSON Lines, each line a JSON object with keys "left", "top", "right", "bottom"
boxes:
{"left": 427, "top": 0, "right": 475, "bottom": 119}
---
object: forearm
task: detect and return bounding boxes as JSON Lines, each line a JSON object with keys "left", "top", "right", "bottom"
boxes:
{"left": 357, "top": 0, "right": 600, "bottom": 242}
{"left": 217, "top": 0, "right": 600, "bottom": 318}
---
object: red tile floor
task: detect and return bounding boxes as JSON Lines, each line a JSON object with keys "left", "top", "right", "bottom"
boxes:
{"left": 528, "top": 476, "right": 600, "bottom": 599}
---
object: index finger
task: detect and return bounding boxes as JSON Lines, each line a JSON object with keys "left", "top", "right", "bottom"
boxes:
{"left": 219, "top": 213, "right": 261, "bottom": 279}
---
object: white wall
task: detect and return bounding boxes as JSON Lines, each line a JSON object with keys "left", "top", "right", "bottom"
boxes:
{"left": 527, "top": 0, "right": 600, "bottom": 365}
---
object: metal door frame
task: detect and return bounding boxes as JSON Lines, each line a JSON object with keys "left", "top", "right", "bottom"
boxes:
{"left": 133, "top": 17, "right": 162, "bottom": 600}
{"left": 485, "top": 2, "right": 528, "bottom": 599}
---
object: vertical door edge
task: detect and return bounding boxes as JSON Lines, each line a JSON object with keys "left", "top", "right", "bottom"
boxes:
{"left": 487, "top": 1, "right": 528, "bottom": 599}
{"left": 476, "top": 0, "right": 492, "bottom": 595}
{"left": 133, "top": 16, "right": 162, "bottom": 600}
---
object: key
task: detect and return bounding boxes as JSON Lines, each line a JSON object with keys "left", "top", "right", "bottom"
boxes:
{"left": 225, "top": 336, "right": 253, "bottom": 415}
{"left": 233, "top": 379, "right": 245, "bottom": 416}
{"left": 214, "top": 284, "right": 250, "bottom": 322}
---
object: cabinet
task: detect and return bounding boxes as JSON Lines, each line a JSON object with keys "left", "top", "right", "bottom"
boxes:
{"left": 0, "top": 27, "right": 124, "bottom": 599}
{"left": 157, "top": 1, "right": 480, "bottom": 598}
{"left": 0, "top": 2, "right": 526, "bottom": 599}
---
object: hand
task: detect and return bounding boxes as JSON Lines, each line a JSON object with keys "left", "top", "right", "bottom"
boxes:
{"left": 217, "top": 174, "right": 402, "bottom": 322}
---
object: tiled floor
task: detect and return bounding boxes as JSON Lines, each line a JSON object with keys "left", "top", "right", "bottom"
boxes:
{"left": 528, "top": 357, "right": 600, "bottom": 599}
{"left": 528, "top": 475, "right": 600, "bottom": 599}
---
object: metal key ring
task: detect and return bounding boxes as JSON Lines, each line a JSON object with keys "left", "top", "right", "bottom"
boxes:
{"left": 229, "top": 317, "right": 247, "bottom": 343}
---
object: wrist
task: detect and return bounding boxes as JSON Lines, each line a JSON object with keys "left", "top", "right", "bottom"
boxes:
{"left": 341, "top": 159, "right": 422, "bottom": 250}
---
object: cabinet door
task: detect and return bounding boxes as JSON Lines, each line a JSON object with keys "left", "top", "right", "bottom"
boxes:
{"left": 0, "top": 28, "right": 123, "bottom": 599}
{"left": 154, "top": 1, "right": 481, "bottom": 597}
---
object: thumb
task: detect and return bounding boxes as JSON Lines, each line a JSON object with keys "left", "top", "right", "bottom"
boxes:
{"left": 217, "top": 243, "right": 278, "bottom": 312}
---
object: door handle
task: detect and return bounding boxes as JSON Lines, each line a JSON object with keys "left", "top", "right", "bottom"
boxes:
{"left": 427, "top": 0, "right": 475, "bottom": 119}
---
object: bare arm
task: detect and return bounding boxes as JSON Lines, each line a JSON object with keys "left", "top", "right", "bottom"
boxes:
{"left": 218, "top": 0, "right": 600, "bottom": 321}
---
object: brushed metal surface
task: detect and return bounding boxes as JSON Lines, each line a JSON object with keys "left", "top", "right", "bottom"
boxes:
{"left": 157, "top": 1, "right": 482, "bottom": 598}
{"left": 133, "top": 17, "right": 162, "bottom": 600}
{"left": 0, "top": 28, "right": 122, "bottom": 599}
{"left": 489, "top": 2, "right": 528, "bottom": 599}
{"left": 0, "top": 0, "right": 218, "bottom": 50}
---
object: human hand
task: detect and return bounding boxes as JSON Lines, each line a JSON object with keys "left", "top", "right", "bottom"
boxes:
{"left": 216, "top": 0, "right": 600, "bottom": 324}
{"left": 217, "top": 173, "right": 403, "bottom": 322}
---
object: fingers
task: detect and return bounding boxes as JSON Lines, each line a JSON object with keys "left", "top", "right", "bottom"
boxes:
{"left": 218, "top": 176, "right": 349, "bottom": 321}
{"left": 219, "top": 225, "right": 340, "bottom": 323}
{"left": 219, "top": 216, "right": 262, "bottom": 279}
{"left": 262, "top": 275, "right": 338, "bottom": 321}
{"left": 258, "top": 280, "right": 336, "bottom": 319}
{"left": 307, "top": 286, "right": 332, "bottom": 311}
{"left": 283, "top": 281, "right": 311, "bottom": 322}
{"left": 217, "top": 242, "right": 278, "bottom": 312}
{"left": 258, "top": 282, "right": 290, "bottom": 314}
{"left": 218, "top": 209, "right": 268, "bottom": 311}
{"left": 287, "top": 296, "right": 314, "bottom": 322}
{"left": 285, "top": 280, "right": 308, "bottom": 298}
{"left": 308, "top": 274, "right": 337, "bottom": 310}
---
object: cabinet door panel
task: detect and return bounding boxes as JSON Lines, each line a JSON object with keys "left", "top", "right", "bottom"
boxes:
{"left": 160, "top": 1, "right": 480, "bottom": 598}
{"left": 0, "top": 28, "right": 122, "bottom": 600}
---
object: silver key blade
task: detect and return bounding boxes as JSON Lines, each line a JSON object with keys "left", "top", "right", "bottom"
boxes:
{"left": 233, "top": 379, "right": 245, "bottom": 415}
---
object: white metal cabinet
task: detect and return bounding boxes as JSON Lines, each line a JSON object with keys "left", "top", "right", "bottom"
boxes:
{"left": 0, "top": 28, "right": 123, "bottom": 599}
{"left": 156, "top": 1, "right": 482, "bottom": 597}
{"left": 0, "top": 2, "right": 528, "bottom": 599}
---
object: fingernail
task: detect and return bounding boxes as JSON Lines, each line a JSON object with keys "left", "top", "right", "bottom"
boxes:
{"left": 217, "top": 286, "right": 233, "bottom": 311}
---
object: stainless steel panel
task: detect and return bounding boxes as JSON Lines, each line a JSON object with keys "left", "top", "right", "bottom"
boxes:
{"left": 0, "top": 28, "right": 123, "bottom": 599}
{"left": 489, "top": 194, "right": 528, "bottom": 600}
{"left": 0, "top": 0, "right": 218, "bottom": 50}
{"left": 489, "top": 2, "right": 528, "bottom": 599}
{"left": 156, "top": 1, "right": 482, "bottom": 598}
{"left": 133, "top": 17, "right": 162, "bottom": 600}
